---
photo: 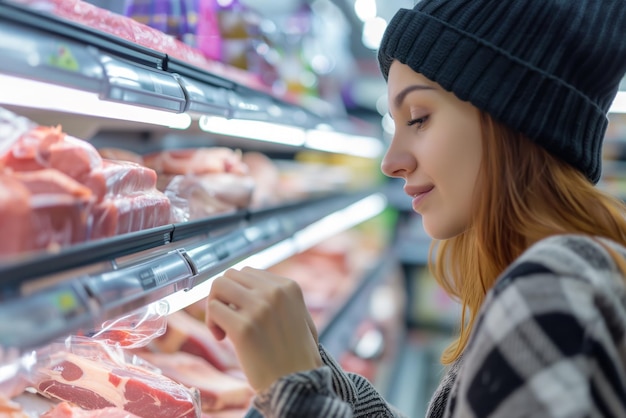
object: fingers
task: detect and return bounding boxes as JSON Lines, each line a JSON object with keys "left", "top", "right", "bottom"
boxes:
{"left": 206, "top": 298, "right": 239, "bottom": 340}
{"left": 207, "top": 275, "right": 253, "bottom": 340}
{"left": 209, "top": 274, "right": 255, "bottom": 308}
{"left": 209, "top": 266, "right": 317, "bottom": 343}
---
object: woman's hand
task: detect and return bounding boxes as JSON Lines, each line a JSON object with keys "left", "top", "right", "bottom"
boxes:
{"left": 206, "top": 266, "right": 323, "bottom": 393}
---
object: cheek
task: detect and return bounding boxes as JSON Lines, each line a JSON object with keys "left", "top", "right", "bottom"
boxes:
{"left": 424, "top": 133, "right": 481, "bottom": 239}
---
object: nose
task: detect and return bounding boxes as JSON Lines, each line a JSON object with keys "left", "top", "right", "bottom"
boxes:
{"left": 380, "top": 137, "right": 417, "bottom": 179}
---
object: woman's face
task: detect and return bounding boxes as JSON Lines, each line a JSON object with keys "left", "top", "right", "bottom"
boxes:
{"left": 381, "top": 61, "right": 483, "bottom": 240}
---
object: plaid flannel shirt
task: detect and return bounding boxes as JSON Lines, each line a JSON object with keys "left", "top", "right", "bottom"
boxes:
{"left": 253, "top": 234, "right": 626, "bottom": 418}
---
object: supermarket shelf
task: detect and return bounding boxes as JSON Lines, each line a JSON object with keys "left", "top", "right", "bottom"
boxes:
{"left": 318, "top": 255, "right": 395, "bottom": 357}
{"left": 0, "top": 0, "right": 380, "bottom": 149}
{"left": 0, "top": 190, "right": 387, "bottom": 353}
{"left": 0, "top": 191, "right": 366, "bottom": 290}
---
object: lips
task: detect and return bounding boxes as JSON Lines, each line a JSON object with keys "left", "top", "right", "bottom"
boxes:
{"left": 404, "top": 185, "right": 434, "bottom": 198}
{"left": 404, "top": 184, "right": 434, "bottom": 211}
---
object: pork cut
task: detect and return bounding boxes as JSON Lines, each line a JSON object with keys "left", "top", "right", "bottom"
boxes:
{"left": 41, "top": 401, "right": 141, "bottom": 418}
{"left": 143, "top": 148, "right": 248, "bottom": 176}
{"left": 86, "top": 160, "right": 160, "bottom": 201}
{"left": 163, "top": 174, "right": 255, "bottom": 222}
{"left": 12, "top": 169, "right": 92, "bottom": 199}
{"left": 35, "top": 351, "right": 200, "bottom": 418}
{"left": 30, "top": 193, "right": 91, "bottom": 248}
{"left": 0, "top": 125, "right": 102, "bottom": 186}
{"left": 0, "top": 175, "right": 33, "bottom": 255}
{"left": 140, "top": 352, "right": 253, "bottom": 412}
{"left": 151, "top": 311, "right": 240, "bottom": 372}
{"left": 90, "top": 192, "right": 171, "bottom": 239}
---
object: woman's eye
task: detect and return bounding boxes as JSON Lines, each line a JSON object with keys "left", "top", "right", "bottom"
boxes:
{"left": 407, "top": 115, "right": 429, "bottom": 129}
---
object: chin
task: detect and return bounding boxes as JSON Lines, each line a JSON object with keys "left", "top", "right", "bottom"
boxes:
{"left": 421, "top": 217, "right": 465, "bottom": 241}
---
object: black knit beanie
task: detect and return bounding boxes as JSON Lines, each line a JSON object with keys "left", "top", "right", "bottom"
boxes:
{"left": 378, "top": 0, "right": 626, "bottom": 184}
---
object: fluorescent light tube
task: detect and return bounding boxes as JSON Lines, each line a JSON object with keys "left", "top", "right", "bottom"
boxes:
{"left": 292, "top": 193, "right": 387, "bottom": 252}
{"left": 0, "top": 74, "right": 192, "bottom": 129}
{"left": 199, "top": 115, "right": 307, "bottom": 146}
{"left": 306, "top": 129, "right": 384, "bottom": 158}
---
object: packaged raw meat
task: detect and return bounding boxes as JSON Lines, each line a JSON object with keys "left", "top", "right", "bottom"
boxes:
{"left": 241, "top": 152, "right": 281, "bottom": 207}
{"left": 0, "top": 348, "right": 31, "bottom": 400}
{"left": 41, "top": 401, "right": 141, "bottom": 418}
{"left": 0, "top": 175, "right": 34, "bottom": 255}
{"left": 0, "top": 125, "right": 103, "bottom": 187}
{"left": 144, "top": 147, "right": 255, "bottom": 221}
{"left": 143, "top": 148, "right": 248, "bottom": 176}
{"left": 0, "top": 108, "right": 175, "bottom": 253}
{"left": 96, "top": 160, "right": 160, "bottom": 198}
{"left": 90, "top": 191, "right": 172, "bottom": 239}
{"left": 12, "top": 169, "right": 93, "bottom": 199}
{"left": 163, "top": 174, "right": 254, "bottom": 222}
{"left": 29, "top": 193, "right": 91, "bottom": 250}
{"left": 0, "top": 108, "right": 35, "bottom": 159}
{"left": 150, "top": 311, "right": 240, "bottom": 373}
{"left": 87, "top": 301, "right": 168, "bottom": 349}
{"left": 0, "top": 173, "right": 92, "bottom": 255}
{"left": 139, "top": 352, "right": 253, "bottom": 412}
{"left": 48, "top": 0, "right": 136, "bottom": 43}
{"left": 32, "top": 337, "right": 201, "bottom": 418}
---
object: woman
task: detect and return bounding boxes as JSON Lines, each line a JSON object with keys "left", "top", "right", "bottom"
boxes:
{"left": 207, "top": 0, "right": 626, "bottom": 416}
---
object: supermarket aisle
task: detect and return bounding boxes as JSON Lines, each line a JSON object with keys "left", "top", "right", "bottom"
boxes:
{"left": 385, "top": 330, "right": 453, "bottom": 418}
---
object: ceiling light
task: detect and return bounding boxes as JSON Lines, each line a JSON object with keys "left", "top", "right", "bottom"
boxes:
{"left": 361, "top": 17, "right": 387, "bottom": 50}
{"left": 354, "top": 0, "right": 377, "bottom": 22}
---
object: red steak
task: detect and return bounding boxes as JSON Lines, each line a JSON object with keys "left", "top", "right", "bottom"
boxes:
{"left": 151, "top": 311, "right": 240, "bottom": 372}
{"left": 140, "top": 352, "right": 253, "bottom": 412}
{"left": 36, "top": 352, "right": 200, "bottom": 418}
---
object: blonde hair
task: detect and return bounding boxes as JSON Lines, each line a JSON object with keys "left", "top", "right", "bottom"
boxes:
{"left": 432, "top": 112, "right": 626, "bottom": 365}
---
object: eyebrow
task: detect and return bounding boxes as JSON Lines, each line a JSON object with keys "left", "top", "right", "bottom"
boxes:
{"left": 393, "top": 84, "right": 436, "bottom": 108}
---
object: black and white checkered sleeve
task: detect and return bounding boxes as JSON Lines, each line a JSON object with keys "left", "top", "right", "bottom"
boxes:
{"left": 253, "top": 344, "right": 405, "bottom": 418}
{"left": 452, "top": 259, "right": 626, "bottom": 418}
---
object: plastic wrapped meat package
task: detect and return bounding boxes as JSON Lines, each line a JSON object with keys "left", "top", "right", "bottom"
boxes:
{"left": 145, "top": 310, "right": 254, "bottom": 413}
{"left": 144, "top": 148, "right": 256, "bottom": 222}
{"left": 0, "top": 108, "right": 171, "bottom": 258}
{"left": 85, "top": 301, "right": 169, "bottom": 349}
{"left": 31, "top": 337, "right": 201, "bottom": 418}
{"left": 11, "top": 0, "right": 250, "bottom": 88}
{"left": 2, "top": 303, "right": 200, "bottom": 417}
{"left": 2, "top": 302, "right": 252, "bottom": 416}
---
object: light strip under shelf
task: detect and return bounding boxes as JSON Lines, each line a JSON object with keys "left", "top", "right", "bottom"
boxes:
{"left": 199, "top": 115, "right": 385, "bottom": 158}
{"left": 305, "top": 129, "right": 384, "bottom": 158}
{"left": 161, "top": 192, "right": 388, "bottom": 315}
{"left": 0, "top": 74, "right": 192, "bottom": 129}
{"left": 199, "top": 115, "right": 307, "bottom": 146}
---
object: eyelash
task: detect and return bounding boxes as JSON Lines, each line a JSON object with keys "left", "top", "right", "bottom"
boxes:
{"left": 407, "top": 115, "right": 429, "bottom": 129}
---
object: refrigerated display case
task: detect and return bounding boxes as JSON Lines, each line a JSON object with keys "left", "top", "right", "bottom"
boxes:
{"left": 0, "top": 1, "right": 408, "bottom": 416}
